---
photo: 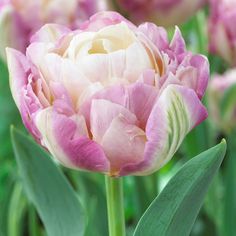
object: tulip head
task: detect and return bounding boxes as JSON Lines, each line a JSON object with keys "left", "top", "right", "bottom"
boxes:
{"left": 209, "top": 69, "right": 236, "bottom": 133}
{"left": 7, "top": 11, "right": 209, "bottom": 176}
{"left": 113, "top": 0, "right": 206, "bottom": 27}
{"left": 208, "top": 0, "right": 236, "bottom": 66}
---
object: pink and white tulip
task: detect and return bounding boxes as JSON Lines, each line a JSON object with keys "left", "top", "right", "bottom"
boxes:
{"left": 0, "top": 0, "right": 107, "bottom": 60}
{"left": 114, "top": 0, "right": 206, "bottom": 27}
{"left": 209, "top": 69, "right": 236, "bottom": 133}
{"left": 208, "top": 0, "right": 236, "bottom": 66}
{"left": 7, "top": 11, "right": 209, "bottom": 176}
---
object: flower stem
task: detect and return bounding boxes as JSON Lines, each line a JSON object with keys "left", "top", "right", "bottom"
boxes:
{"left": 105, "top": 176, "right": 126, "bottom": 236}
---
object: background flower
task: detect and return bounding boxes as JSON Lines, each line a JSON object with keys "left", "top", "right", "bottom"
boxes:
{"left": 208, "top": 0, "right": 236, "bottom": 66}
{"left": 113, "top": 0, "right": 206, "bottom": 27}
{"left": 7, "top": 11, "right": 209, "bottom": 176}
{"left": 208, "top": 69, "right": 236, "bottom": 133}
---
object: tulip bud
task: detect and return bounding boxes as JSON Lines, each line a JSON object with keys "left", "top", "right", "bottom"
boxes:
{"left": 113, "top": 0, "right": 206, "bottom": 27}
{"left": 209, "top": 69, "right": 236, "bottom": 133}
{"left": 0, "top": 0, "right": 108, "bottom": 60}
{"left": 208, "top": 0, "right": 236, "bottom": 66}
{"left": 7, "top": 11, "right": 209, "bottom": 176}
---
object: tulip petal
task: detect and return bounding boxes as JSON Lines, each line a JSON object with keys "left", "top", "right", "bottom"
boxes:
{"left": 36, "top": 108, "right": 109, "bottom": 172}
{"left": 138, "top": 23, "right": 169, "bottom": 51}
{"left": 189, "top": 55, "right": 209, "bottom": 99}
{"left": 80, "top": 11, "right": 136, "bottom": 32}
{"left": 30, "top": 24, "right": 71, "bottom": 43}
{"left": 120, "top": 85, "right": 207, "bottom": 176}
{"left": 90, "top": 99, "right": 137, "bottom": 143}
{"left": 127, "top": 82, "right": 158, "bottom": 129}
{"left": 101, "top": 116, "right": 146, "bottom": 176}
{"left": 170, "top": 26, "right": 186, "bottom": 55}
{"left": 6, "top": 48, "right": 30, "bottom": 108}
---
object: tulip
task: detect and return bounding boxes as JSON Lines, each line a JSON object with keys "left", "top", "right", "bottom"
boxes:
{"left": 0, "top": 0, "right": 108, "bottom": 60}
{"left": 208, "top": 69, "right": 236, "bottom": 133}
{"left": 113, "top": 0, "right": 206, "bottom": 27}
{"left": 7, "top": 11, "right": 209, "bottom": 176}
{"left": 208, "top": 0, "right": 236, "bottom": 66}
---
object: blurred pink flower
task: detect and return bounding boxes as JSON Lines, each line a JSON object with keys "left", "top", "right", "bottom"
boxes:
{"left": 7, "top": 11, "right": 209, "bottom": 176}
{"left": 209, "top": 69, "right": 236, "bottom": 133}
{"left": 0, "top": 0, "right": 107, "bottom": 60}
{"left": 208, "top": 0, "right": 236, "bottom": 66}
{"left": 114, "top": 0, "right": 206, "bottom": 27}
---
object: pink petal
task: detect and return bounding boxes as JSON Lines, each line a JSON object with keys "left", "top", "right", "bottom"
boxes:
{"left": 127, "top": 82, "right": 158, "bottom": 129}
{"left": 120, "top": 84, "right": 207, "bottom": 176}
{"left": 138, "top": 23, "right": 169, "bottom": 51}
{"left": 80, "top": 11, "right": 136, "bottom": 32}
{"left": 36, "top": 108, "right": 109, "bottom": 173}
{"left": 90, "top": 99, "right": 137, "bottom": 143}
{"left": 170, "top": 26, "right": 186, "bottom": 55}
{"left": 101, "top": 116, "right": 146, "bottom": 176}
{"left": 30, "top": 24, "right": 71, "bottom": 44}
{"left": 6, "top": 48, "right": 30, "bottom": 108}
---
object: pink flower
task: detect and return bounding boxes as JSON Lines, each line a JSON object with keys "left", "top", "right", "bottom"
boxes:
{"left": 113, "top": 0, "right": 206, "bottom": 27}
{"left": 7, "top": 11, "right": 209, "bottom": 176}
{"left": 209, "top": 69, "right": 236, "bottom": 133}
{"left": 0, "top": 0, "right": 108, "bottom": 60}
{"left": 208, "top": 0, "right": 236, "bottom": 66}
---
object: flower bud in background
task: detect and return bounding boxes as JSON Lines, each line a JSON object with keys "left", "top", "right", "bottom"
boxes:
{"left": 0, "top": 0, "right": 108, "bottom": 60}
{"left": 208, "top": 69, "right": 236, "bottom": 133}
{"left": 113, "top": 0, "right": 206, "bottom": 27}
{"left": 7, "top": 11, "right": 209, "bottom": 176}
{"left": 208, "top": 0, "right": 236, "bottom": 66}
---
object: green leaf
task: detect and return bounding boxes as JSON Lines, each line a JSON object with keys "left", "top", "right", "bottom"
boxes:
{"left": 223, "top": 135, "right": 236, "bottom": 236}
{"left": 134, "top": 140, "right": 226, "bottom": 236}
{"left": 11, "top": 127, "right": 85, "bottom": 236}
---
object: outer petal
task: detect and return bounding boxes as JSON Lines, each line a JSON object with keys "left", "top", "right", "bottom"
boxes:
{"left": 189, "top": 55, "right": 209, "bottom": 99}
{"left": 6, "top": 48, "right": 43, "bottom": 140}
{"left": 80, "top": 83, "right": 158, "bottom": 129}
{"left": 30, "top": 24, "right": 71, "bottom": 44}
{"left": 36, "top": 108, "right": 109, "bottom": 173}
{"left": 120, "top": 84, "right": 207, "bottom": 176}
{"left": 126, "top": 82, "right": 158, "bottom": 129}
{"left": 101, "top": 116, "right": 146, "bottom": 176}
{"left": 6, "top": 48, "right": 30, "bottom": 108}
{"left": 80, "top": 11, "right": 136, "bottom": 32}
{"left": 137, "top": 23, "right": 169, "bottom": 51}
{"left": 170, "top": 26, "right": 186, "bottom": 56}
{"left": 90, "top": 99, "right": 137, "bottom": 143}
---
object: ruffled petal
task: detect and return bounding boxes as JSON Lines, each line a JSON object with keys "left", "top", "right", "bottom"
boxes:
{"left": 6, "top": 48, "right": 30, "bottom": 108}
{"left": 30, "top": 24, "right": 71, "bottom": 44}
{"left": 120, "top": 84, "right": 207, "bottom": 176}
{"left": 101, "top": 116, "right": 146, "bottom": 176}
{"left": 36, "top": 108, "right": 109, "bottom": 172}
{"left": 90, "top": 99, "right": 137, "bottom": 143}
{"left": 80, "top": 11, "right": 136, "bottom": 32}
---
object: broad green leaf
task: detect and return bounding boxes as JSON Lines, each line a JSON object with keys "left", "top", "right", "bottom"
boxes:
{"left": 223, "top": 135, "right": 236, "bottom": 236}
{"left": 11, "top": 127, "right": 85, "bottom": 236}
{"left": 134, "top": 140, "right": 226, "bottom": 236}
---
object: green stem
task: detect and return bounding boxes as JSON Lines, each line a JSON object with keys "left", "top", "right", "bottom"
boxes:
{"left": 105, "top": 176, "right": 125, "bottom": 236}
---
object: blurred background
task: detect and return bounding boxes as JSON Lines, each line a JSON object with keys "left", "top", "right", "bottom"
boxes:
{"left": 0, "top": 0, "right": 235, "bottom": 235}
